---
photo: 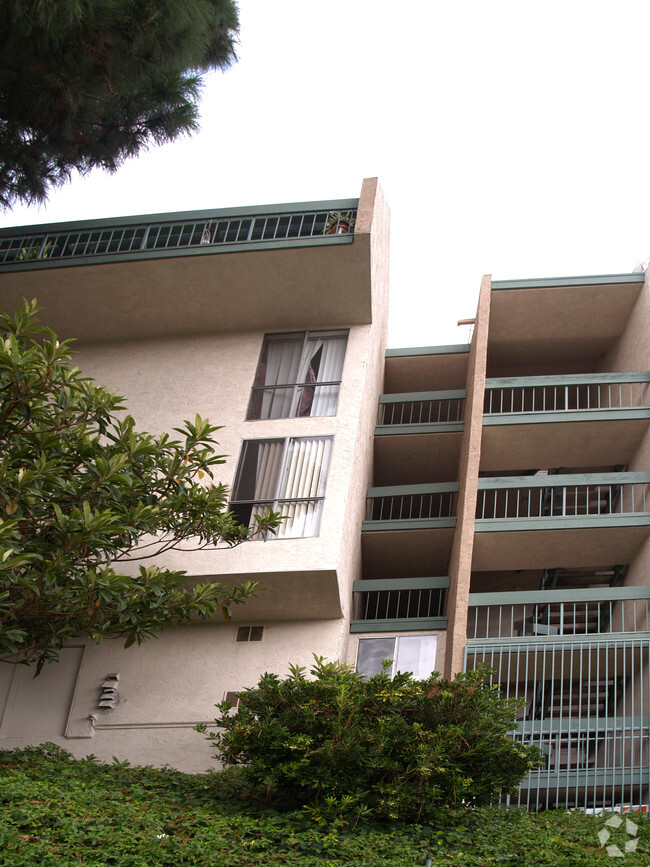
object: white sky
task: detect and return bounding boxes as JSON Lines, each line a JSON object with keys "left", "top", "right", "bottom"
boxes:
{"left": 1, "top": 0, "right": 649, "bottom": 348}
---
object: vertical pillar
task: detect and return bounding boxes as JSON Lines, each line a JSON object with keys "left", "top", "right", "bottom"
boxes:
{"left": 444, "top": 275, "right": 491, "bottom": 677}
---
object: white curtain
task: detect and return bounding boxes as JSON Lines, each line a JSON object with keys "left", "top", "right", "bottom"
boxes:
{"left": 296, "top": 334, "right": 347, "bottom": 417}
{"left": 257, "top": 339, "right": 302, "bottom": 419}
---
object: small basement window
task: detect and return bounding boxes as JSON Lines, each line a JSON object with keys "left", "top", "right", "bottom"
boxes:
{"left": 236, "top": 626, "right": 264, "bottom": 642}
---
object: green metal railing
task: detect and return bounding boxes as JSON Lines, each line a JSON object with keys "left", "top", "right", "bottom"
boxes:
{"left": 377, "top": 390, "right": 466, "bottom": 428}
{"left": 0, "top": 202, "right": 358, "bottom": 269}
{"left": 364, "top": 483, "right": 458, "bottom": 525}
{"left": 465, "top": 636, "right": 650, "bottom": 809}
{"left": 351, "top": 577, "right": 449, "bottom": 631}
{"left": 484, "top": 372, "right": 650, "bottom": 418}
{"left": 476, "top": 472, "right": 650, "bottom": 525}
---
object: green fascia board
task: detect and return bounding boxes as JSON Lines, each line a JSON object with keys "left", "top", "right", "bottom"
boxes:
{"left": 466, "top": 632, "right": 650, "bottom": 650}
{"left": 477, "top": 471, "right": 650, "bottom": 489}
{"left": 380, "top": 389, "right": 467, "bottom": 403}
{"left": 350, "top": 617, "right": 448, "bottom": 633}
{"left": 468, "top": 586, "right": 650, "bottom": 606}
{"left": 483, "top": 408, "right": 650, "bottom": 426}
{"left": 517, "top": 769, "right": 650, "bottom": 789}
{"left": 385, "top": 344, "right": 470, "bottom": 357}
{"left": 509, "top": 716, "right": 649, "bottom": 735}
{"left": 0, "top": 232, "right": 354, "bottom": 274}
{"left": 491, "top": 273, "right": 644, "bottom": 291}
{"left": 367, "top": 481, "right": 460, "bottom": 497}
{"left": 0, "top": 198, "right": 361, "bottom": 237}
{"left": 362, "top": 518, "right": 457, "bottom": 532}
{"left": 474, "top": 514, "right": 650, "bottom": 532}
{"left": 375, "top": 422, "right": 464, "bottom": 436}
{"left": 486, "top": 371, "right": 650, "bottom": 388}
{"left": 353, "top": 577, "right": 451, "bottom": 592}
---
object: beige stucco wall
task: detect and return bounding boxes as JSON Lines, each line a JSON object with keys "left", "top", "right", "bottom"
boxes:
{"left": 0, "top": 621, "right": 354, "bottom": 772}
{"left": 601, "top": 275, "right": 650, "bottom": 373}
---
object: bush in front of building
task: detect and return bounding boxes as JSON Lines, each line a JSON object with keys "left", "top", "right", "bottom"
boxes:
{"left": 201, "top": 658, "right": 543, "bottom": 822}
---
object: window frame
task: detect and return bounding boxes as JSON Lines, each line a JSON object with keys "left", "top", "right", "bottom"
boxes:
{"left": 355, "top": 635, "right": 438, "bottom": 679}
{"left": 246, "top": 330, "right": 348, "bottom": 420}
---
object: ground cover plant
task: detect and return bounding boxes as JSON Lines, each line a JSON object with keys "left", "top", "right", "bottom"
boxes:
{"left": 1, "top": 744, "right": 649, "bottom": 866}
{"left": 201, "top": 658, "right": 543, "bottom": 822}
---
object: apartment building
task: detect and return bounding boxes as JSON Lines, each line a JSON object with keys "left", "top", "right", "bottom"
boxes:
{"left": 0, "top": 180, "right": 648, "bottom": 809}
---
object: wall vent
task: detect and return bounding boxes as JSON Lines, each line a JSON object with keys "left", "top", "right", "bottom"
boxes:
{"left": 98, "top": 673, "right": 120, "bottom": 709}
{"left": 236, "top": 626, "right": 264, "bottom": 642}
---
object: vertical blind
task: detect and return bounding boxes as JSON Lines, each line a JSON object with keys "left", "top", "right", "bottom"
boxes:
{"left": 233, "top": 437, "right": 333, "bottom": 538}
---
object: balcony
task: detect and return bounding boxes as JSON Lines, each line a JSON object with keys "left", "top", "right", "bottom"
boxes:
{"left": 351, "top": 577, "right": 449, "bottom": 632}
{"left": 467, "top": 586, "right": 650, "bottom": 641}
{"left": 362, "top": 483, "right": 458, "bottom": 579}
{"left": 0, "top": 199, "right": 373, "bottom": 343}
{"left": 465, "top": 589, "right": 650, "bottom": 809}
{"left": 482, "top": 373, "right": 650, "bottom": 470}
{"left": 364, "top": 483, "right": 458, "bottom": 530}
{"left": 374, "top": 390, "right": 465, "bottom": 485}
{"left": 472, "top": 472, "right": 650, "bottom": 570}
{"left": 0, "top": 206, "right": 357, "bottom": 269}
{"left": 376, "top": 390, "right": 465, "bottom": 434}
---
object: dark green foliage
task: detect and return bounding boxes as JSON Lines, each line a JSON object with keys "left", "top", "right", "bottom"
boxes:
{"left": 0, "top": 301, "right": 281, "bottom": 668}
{"left": 0, "top": 744, "right": 649, "bottom": 866}
{"left": 202, "top": 657, "right": 544, "bottom": 822}
{"left": 0, "top": 0, "right": 239, "bottom": 208}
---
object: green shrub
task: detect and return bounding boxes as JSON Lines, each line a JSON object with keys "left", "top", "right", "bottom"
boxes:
{"left": 200, "top": 658, "right": 543, "bottom": 822}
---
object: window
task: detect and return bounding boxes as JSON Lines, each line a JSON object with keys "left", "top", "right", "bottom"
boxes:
{"left": 247, "top": 331, "right": 347, "bottom": 420}
{"left": 231, "top": 436, "right": 333, "bottom": 538}
{"left": 356, "top": 636, "right": 437, "bottom": 679}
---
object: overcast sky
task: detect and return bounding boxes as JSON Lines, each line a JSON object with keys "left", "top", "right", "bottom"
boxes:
{"left": 1, "top": 1, "right": 649, "bottom": 348}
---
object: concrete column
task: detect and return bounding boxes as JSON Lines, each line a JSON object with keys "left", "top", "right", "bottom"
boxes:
{"left": 443, "top": 275, "right": 491, "bottom": 677}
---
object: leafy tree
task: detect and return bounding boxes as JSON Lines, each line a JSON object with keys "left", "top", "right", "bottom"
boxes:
{"left": 0, "top": 301, "right": 281, "bottom": 669}
{"left": 200, "top": 657, "right": 543, "bottom": 823}
{"left": 0, "top": 0, "right": 239, "bottom": 209}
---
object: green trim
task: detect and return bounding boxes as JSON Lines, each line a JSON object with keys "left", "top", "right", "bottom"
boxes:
{"left": 510, "top": 716, "right": 650, "bottom": 735}
{"left": 350, "top": 617, "right": 448, "bottom": 633}
{"left": 466, "top": 633, "right": 650, "bottom": 650}
{"left": 367, "top": 482, "right": 459, "bottom": 497}
{"left": 468, "top": 587, "right": 650, "bottom": 606}
{"left": 517, "top": 769, "right": 650, "bottom": 789}
{"left": 475, "top": 514, "right": 650, "bottom": 532}
{"left": 483, "top": 408, "right": 650, "bottom": 426}
{"left": 477, "top": 471, "right": 650, "bottom": 489}
{"left": 385, "top": 344, "right": 470, "bottom": 357}
{"left": 375, "top": 423, "right": 464, "bottom": 436}
{"left": 362, "top": 518, "right": 457, "bottom": 532}
{"left": 354, "top": 577, "right": 450, "bottom": 592}
{"left": 486, "top": 372, "right": 650, "bottom": 387}
{"left": 0, "top": 198, "right": 360, "bottom": 236}
{"left": 491, "top": 273, "right": 644, "bottom": 290}
{"left": 379, "top": 389, "right": 467, "bottom": 403}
